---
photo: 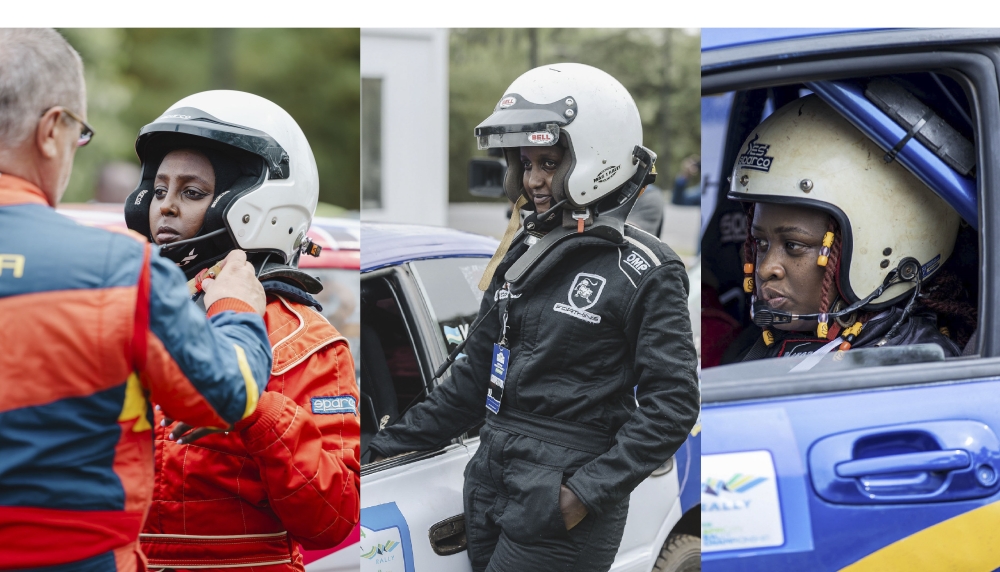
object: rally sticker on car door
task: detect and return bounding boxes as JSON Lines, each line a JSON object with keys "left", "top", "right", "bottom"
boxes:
{"left": 360, "top": 502, "right": 414, "bottom": 572}
{"left": 702, "top": 450, "right": 784, "bottom": 552}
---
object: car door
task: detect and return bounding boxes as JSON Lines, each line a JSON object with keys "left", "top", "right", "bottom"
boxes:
{"left": 359, "top": 256, "right": 491, "bottom": 572}
{"left": 701, "top": 30, "right": 1000, "bottom": 571}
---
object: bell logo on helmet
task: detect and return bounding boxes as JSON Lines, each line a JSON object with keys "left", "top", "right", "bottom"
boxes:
{"left": 499, "top": 96, "right": 517, "bottom": 109}
{"left": 738, "top": 134, "right": 774, "bottom": 172}
{"left": 160, "top": 114, "right": 192, "bottom": 120}
{"left": 528, "top": 131, "right": 554, "bottom": 144}
{"left": 594, "top": 164, "right": 621, "bottom": 183}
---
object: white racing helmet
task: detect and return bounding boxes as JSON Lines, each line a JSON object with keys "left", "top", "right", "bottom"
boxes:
{"left": 475, "top": 63, "right": 655, "bottom": 230}
{"left": 730, "top": 94, "right": 961, "bottom": 309}
{"left": 126, "top": 90, "right": 320, "bottom": 282}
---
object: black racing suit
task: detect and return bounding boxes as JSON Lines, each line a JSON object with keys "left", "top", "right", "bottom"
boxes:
{"left": 368, "top": 225, "right": 700, "bottom": 572}
{"left": 721, "top": 306, "right": 961, "bottom": 363}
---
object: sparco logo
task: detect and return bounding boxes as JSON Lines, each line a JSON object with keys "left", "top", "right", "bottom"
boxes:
{"left": 211, "top": 190, "right": 230, "bottom": 208}
{"left": 134, "top": 190, "right": 147, "bottom": 205}
{"left": 737, "top": 134, "right": 774, "bottom": 172}
{"left": 528, "top": 131, "right": 554, "bottom": 144}
{"left": 499, "top": 96, "right": 517, "bottom": 108}
{"left": 594, "top": 164, "right": 620, "bottom": 183}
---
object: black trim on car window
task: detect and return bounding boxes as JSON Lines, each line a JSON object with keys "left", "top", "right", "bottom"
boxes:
{"left": 701, "top": 48, "right": 1000, "bottom": 402}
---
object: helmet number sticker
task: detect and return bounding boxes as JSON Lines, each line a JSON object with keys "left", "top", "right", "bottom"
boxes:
{"left": 499, "top": 96, "right": 517, "bottom": 108}
{"left": 528, "top": 131, "right": 554, "bottom": 144}
{"left": 738, "top": 134, "right": 774, "bottom": 172}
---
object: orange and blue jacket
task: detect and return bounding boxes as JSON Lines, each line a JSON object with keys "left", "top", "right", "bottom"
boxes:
{"left": 0, "top": 175, "right": 272, "bottom": 571}
{"left": 140, "top": 294, "right": 361, "bottom": 571}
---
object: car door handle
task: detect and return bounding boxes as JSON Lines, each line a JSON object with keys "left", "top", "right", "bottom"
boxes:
{"left": 429, "top": 514, "right": 467, "bottom": 556}
{"left": 835, "top": 449, "right": 971, "bottom": 478}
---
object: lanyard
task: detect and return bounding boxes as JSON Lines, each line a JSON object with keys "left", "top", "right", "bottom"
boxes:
{"left": 497, "top": 282, "right": 512, "bottom": 348}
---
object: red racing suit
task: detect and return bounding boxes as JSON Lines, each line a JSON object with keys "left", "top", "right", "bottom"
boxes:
{"left": 0, "top": 175, "right": 272, "bottom": 572}
{"left": 141, "top": 292, "right": 361, "bottom": 571}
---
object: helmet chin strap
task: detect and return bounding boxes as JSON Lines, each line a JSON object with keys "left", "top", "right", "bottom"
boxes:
{"left": 158, "top": 227, "right": 228, "bottom": 255}
{"left": 751, "top": 257, "right": 923, "bottom": 329}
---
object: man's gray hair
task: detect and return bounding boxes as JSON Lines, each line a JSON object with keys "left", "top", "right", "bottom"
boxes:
{"left": 0, "top": 29, "right": 85, "bottom": 148}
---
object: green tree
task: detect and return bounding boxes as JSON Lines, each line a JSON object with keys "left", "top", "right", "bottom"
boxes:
{"left": 448, "top": 28, "right": 700, "bottom": 203}
{"left": 59, "top": 29, "right": 359, "bottom": 211}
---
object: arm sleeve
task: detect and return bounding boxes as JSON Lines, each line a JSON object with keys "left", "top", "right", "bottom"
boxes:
{"left": 137, "top": 248, "right": 272, "bottom": 428}
{"left": 367, "top": 281, "right": 501, "bottom": 459}
{"left": 565, "top": 261, "right": 700, "bottom": 518}
{"left": 234, "top": 339, "right": 360, "bottom": 550}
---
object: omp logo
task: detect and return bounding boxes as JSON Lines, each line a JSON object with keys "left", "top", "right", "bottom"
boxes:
{"left": 624, "top": 252, "right": 650, "bottom": 273}
{"left": 134, "top": 190, "right": 147, "bottom": 205}
{"left": 594, "top": 164, "right": 620, "bottom": 183}
{"left": 702, "top": 474, "right": 767, "bottom": 496}
{"left": 312, "top": 395, "right": 357, "bottom": 415}
{"left": 0, "top": 254, "right": 25, "bottom": 278}
{"left": 499, "top": 96, "right": 517, "bottom": 108}
{"left": 528, "top": 131, "right": 554, "bottom": 144}
{"left": 211, "top": 190, "right": 230, "bottom": 208}
{"left": 737, "top": 134, "right": 774, "bottom": 172}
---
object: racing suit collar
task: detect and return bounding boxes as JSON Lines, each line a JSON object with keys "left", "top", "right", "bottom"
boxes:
{"left": 0, "top": 173, "right": 49, "bottom": 207}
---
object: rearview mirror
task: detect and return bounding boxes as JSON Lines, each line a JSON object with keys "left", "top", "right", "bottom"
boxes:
{"left": 469, "top": 158, "right": 506, "bottom": 198}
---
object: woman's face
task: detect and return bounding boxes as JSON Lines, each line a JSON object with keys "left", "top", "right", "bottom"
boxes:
{"left": 520, "top": 145, "right": 565, "bottom": 214}
{"left": 149, "top": 149, "right": 216, "bottom": 245}
{"left": 751, "top": 203, "right": 830, "bottom": 331}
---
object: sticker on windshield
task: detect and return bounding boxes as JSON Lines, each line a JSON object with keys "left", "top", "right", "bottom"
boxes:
{"left": 361, "top": 503, "right": 414, "bottom": 572}
{"left": 702, "top": 450, "right": 784, "bottom": 552}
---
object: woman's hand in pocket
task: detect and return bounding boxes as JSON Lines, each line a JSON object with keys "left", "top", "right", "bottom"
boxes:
{"left": 559, "top": 485, "right": 588, "bottom": 530}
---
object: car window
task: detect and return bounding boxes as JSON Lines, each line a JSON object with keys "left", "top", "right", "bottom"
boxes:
{"left": 312, "top": 268, "right": 361, "bottom": 378}
{"left": 408, "top": 257, "right": 489, "bottom": 357}
{"left": 701, "top": 70, "right": 983, "bottom": 392}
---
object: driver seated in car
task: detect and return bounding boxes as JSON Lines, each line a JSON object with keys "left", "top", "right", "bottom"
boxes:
{"left": 721, "top": 95, "right": 976, "bottom": 364}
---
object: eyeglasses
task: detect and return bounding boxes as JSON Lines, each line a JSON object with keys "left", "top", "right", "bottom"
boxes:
{"left": 43, "top": 106, "right": 94, "bottom": 147}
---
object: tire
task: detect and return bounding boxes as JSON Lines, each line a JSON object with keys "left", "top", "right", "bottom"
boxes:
{"left": 651, "top": 533, "right": 701, "bottom": 572}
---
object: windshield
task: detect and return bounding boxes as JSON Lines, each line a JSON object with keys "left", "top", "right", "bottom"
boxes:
{"left": 408, "top": 257, "right": 489, "bottom": 356}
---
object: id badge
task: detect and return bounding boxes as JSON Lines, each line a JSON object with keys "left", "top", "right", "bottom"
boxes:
{"left": 486, "top": 343, "right": 509, "bottom": 414}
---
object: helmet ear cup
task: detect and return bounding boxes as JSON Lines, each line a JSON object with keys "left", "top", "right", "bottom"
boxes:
{"left": 502, "top": 147, "right": 525, "bottom": 206}
{"left": 124, "top": 180, "right": 155, "bottom": 242}
{"left": 548, "top": 133, "right": 574, "bottom": 207}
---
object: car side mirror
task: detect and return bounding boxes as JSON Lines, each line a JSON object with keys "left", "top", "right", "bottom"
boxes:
{"left": 469, "top": 158, "right": 506, "bottom": 198}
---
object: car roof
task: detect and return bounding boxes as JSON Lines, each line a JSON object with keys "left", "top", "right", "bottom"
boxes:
{"left": 361, "top": 222, "right": 499, "bottom": 273}
{"left": 55, "top": 203, "right": 360, "bottom": 270}
{"left": 701, "top": 28, "right": 867, "bottom": 52}
{"left": 702, "top": 29, "right": 1000, "bottom": 74}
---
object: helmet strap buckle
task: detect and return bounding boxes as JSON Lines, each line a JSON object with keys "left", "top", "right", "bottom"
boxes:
{"left": 572, "top": 208, "right": 590, "bottom": 233}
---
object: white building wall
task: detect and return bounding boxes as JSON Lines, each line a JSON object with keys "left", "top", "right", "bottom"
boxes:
{"left": 361, "top": 28, "right": 449, "bottom": 227}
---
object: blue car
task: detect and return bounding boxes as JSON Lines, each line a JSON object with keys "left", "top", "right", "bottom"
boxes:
{"left": 358, "top": 222, "right": 701, "bottom": 572}
{"left": 701, "top": 29, "right": 1000, "bottom": 571}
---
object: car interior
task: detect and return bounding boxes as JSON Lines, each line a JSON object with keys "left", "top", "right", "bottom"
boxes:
{"left": 359, "top": 275, "right": 426, "bottom": 464}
